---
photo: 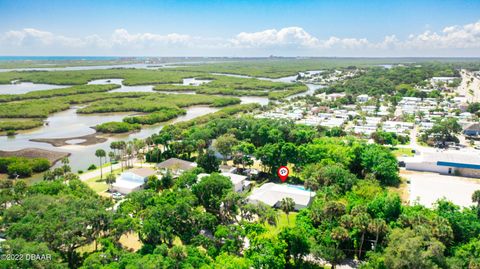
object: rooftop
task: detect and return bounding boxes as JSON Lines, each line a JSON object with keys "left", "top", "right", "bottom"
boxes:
{"left": 157, "top": 158, "right": 197, "bottom": 171}
{"left": 408, "top": 151, "right": 480, "bottom": 169}
{"left": 129, "top": 167, "right": 156, "bottom": 178}
{"left": 248, "top": 183, "right": 316, "bottom": 208}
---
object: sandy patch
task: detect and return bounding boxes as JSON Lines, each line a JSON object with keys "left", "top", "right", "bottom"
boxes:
{"left": 0, "top": 147, "right": 69, "bottom": 164}
{"left": 30, "top": 133, "right": 107, "bottom": 147}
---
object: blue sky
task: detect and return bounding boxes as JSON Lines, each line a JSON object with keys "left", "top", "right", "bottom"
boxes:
{"left": 1, "top": 0, "right": 479, "bottom": 56}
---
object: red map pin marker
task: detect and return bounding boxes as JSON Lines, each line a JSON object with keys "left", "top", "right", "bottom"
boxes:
{"left": 277, "top": 166, "right": 289, "bottom": 182}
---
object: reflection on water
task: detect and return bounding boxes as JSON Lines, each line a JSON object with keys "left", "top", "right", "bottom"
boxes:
{"left": 180, "top": 78, "right": 212, "bottom": 86}
{"left": 211, "top": 72, "right": 297, "bottom": 83}
{"left": 0, "top": 69, "right": 322, "bottom": 172}
{"left": 287, "top": 84, "right": 324, "bottom": 99}
{"left": 0, "top": 82, "right": 69, "bottom": 94}
{"left": 88, "top": 78, "right": 211, "bottom": 93}
{"left": 87, "top": 78, "right": 154, "bottom": 93}
{"left": 0, "top": 106, "right": 219, "bottom": 171}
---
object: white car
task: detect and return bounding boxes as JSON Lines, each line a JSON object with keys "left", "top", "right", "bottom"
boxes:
{"left": 111, "top": 192, "right": 124, "bottom": 200}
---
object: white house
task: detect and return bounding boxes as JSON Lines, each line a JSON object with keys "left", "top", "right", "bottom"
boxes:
{"left": 111, "top": 167, "right": 157, "bottom": 194}
{"left": 325, "top": 93, "right": 346, "bottom": 101}
{"left": 357, "top": 94, "right": 370, "bottom": 102}
{"left": 431, "top": 77, "right": 457, "bottom": 85}
{"left": 248, "top": 183, "right": 316, "bottom": 210}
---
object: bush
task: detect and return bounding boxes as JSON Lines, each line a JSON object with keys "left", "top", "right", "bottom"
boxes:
{"left": 0, "top": 157, "right": 50, "bottom": 177}
{"left": 87, "top": 164, "right": 97, "bottom": 170}
{"left": 30, "top": 158, "right": 51, "bottom": 173}
{"left": 0, "top": 157, "right": 14, "bottom": 173}
{"left": 7, "top": 162, "right": 33, "bottom": 178}
{"left": 95, "top": 121, "right": 141, "bottom": 133}
{"left": 123, "top": 108, "right": 185, "bottom": 125}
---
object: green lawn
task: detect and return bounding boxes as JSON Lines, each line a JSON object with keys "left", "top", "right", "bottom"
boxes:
{"left": 83, "top": 168, "right": 122, "bottom": 193}
{"left": 263, "top": 211, "right": 297, "bottom": 237}
{"left": 84, "top": 177, "right": 109, "bottom": 193}
{"left": 390, "top": 147, "right": 414, "bottom": 157}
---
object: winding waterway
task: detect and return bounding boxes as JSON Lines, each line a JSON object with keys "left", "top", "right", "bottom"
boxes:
{"left": 0, "top": 69, "right": 323, "bottom": 171}
{"left": 0, "top": 82, "right": 70, "bottom": 94}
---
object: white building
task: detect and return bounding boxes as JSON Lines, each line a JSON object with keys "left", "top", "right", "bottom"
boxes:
{"left": 111, "top": 167, "right": 157, "bottom": 194}
{"left": 248, "top": 183, "right": 316, "bottom": 210}
{"left": 357, "top": 94, "right": 370, "bottom": 102}
{"left": 325, "top": 93, "right": 346, "bottom": 101}
{"left": 404, "top": 151, "right": 480, "bottom": 178}
{"left": 431, "top": 77, "right": 457, "bottom": 85}
{"left": 320, "top": 118, "right": 345, "bottom": 128}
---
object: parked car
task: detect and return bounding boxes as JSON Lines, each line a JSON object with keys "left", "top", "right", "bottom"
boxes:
{"left": 111, "top": 192, "right": 124, "bottom": 200}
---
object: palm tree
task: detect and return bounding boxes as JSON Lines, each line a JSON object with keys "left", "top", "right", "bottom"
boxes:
{"left": 117, "top": 141, "right": 126, "bottom": 171}
{"left": 279, "top": 197, "right": 295, "bottom": 225}
{"left": 137, "top": 152, "right": 145, "bottom": 167}
{"left": 60, "top": 157, "right": 70, "bottom": 175}
{"left": 368, "top": 218, "right": 387, "bottom": 251}
{"left": 472, "top": 190, "right": 480, "bottom": 208}
{"left": 472, "top": 190, "right": 480, "bottom": 217}
{"left": 330, "top": 226, "right": 349, "bottom": 269}
{"left": 126, "top": 143, "right": 133, "bottom": 168}
{"left": 353, "top": 212, "right": 371, "bottom": 260}
{"left": 145, "top": 137, "right": 153, "bottom": 152}
{"left": 95, "top": 149, "right": 106, "bottom": 180}
{"left": 105, "top": 173, "right": 116, "bottom": 191}
{"left": 108, "top": 151, "right": 115, "bottom": 173}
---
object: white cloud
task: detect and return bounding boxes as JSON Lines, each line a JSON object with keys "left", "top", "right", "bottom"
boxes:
{"left": 230, "top": 27, "right": 319, "bottom": 48}
{"left": 1, "top": 21, "right": 480, "bottom": 56}
{"left": 403, "top": 21, "right": 480, "bottom": 49}
{"left": 111, "top": 29, "right": 192, "bottom": 48}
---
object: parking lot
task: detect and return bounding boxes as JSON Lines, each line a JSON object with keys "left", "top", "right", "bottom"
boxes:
{"left": 401, "top": 170, "right": 480, "bottom": 208}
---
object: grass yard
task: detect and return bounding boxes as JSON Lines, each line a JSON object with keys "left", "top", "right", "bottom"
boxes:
{"left": 390, "top": 147, "right": 414, "bottom": 157}
{"left": 84, "top": 177, "right": 109, "bottom": 193}
{"left": 263, "top": 211, "right": 297, "bottom": 237}
{"left": 83, "top": 167, "right": 122, "bottom": 193}
{"left": 119, "top": 232, "right": 143, "bottom": 252}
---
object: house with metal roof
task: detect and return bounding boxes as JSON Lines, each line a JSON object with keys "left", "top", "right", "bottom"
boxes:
{"left": 248, "top": 183, "right": 316, "bottom": 210}
{"left": 463, "top": 123, "right": 480, "bottom": 137}
{"left": 111, "top": 167, "right": 157, "bottom": 194}
{"left": 157, "top": 158, "right": 197, "bottom": 177}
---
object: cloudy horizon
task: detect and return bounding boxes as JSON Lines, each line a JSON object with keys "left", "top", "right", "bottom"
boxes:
{"left": 1, "top": 1, "right": 479, "bottom": 57}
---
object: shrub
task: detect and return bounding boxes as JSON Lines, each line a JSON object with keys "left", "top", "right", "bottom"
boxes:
{"left": 88, "top": 164, "right": 97, "bottom": 170}
{"left": 0, "top": 157, "right": 50, "bottom": 177}
{"left": 30, "top": 158, "right": 51, "bottom": 173}
{"left": 7, "top": 162, "right": 33, "bottom": 178}
{"left": 95, "top": 122, "right": 141, "bottom": 133}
